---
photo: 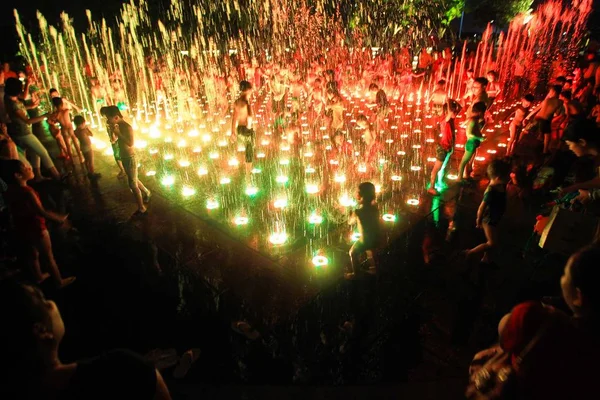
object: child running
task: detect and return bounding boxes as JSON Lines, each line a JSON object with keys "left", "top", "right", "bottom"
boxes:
{"left": 0, "top": 159, "right": 75, "bottom": 288}
{"left": 428, "top": 100, "right": 461, "bottom": 195}
{"left": 73, "top": 115, "right": 101, "bottom": 179}
{"left": 464, "top": 159, "right": 511, "bottom": 263}
{"left": 346, "top": 182, "right": 381, "bottom": 279}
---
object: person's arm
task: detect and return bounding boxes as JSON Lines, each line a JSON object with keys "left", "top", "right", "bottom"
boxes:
{"left": 525, "top": 103, "right": 542, "bottom": 121}
{"left": 63, "top": 98, "right": 82, "bottom": 112}
{"left": 26, "top": 190, "right": 67, "bottom": 223}
{"left": 562, "top": 176, "right": 600, "bottom": 193}
{"left": 153, "top": 369, "right": 172, "bottom": 400}
{"left": 475, "top": 199, "right": 487, "bottom": 228}
{"left": 13, "top": 106, "right": 48, "bottom": 125}
{"left": 114, "top": 124, "right": 134, "bottom": 147}
{"left": 231, "top": 103, "right": 238, "bottom": 140}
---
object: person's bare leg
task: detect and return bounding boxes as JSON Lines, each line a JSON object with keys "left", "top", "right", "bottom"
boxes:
{"left": 543, "top": 134, "right": 550, "bottom": 154}
{"left": 130, "top": 179, "right": 146, "bottom": 212}
{"left": 466, "top": 223, "right": 496, "bottom": 261}
{"left": 507, "top": 125, "right": 516, "bottom": 155}
{"left": 27, "top": 246, "right": 48, "bottom": 282}
{"left": 429, "top": 160, "right": 442, "bottom": 191}
{"left": 116, "top": 160, "right": 126, "bottom": 176}
{"left": 458, "top": 151, "right": 473, "bottom": 180}
{"left": 85, "top": 151, "right": 95, "bottom": 173}
{"left": 137, "top": 179, "right": 150, "bottom": 197}
{"left": 39, "top": 230, "right": 74, "bottom": 287}
{"left": 55, "top": 134, "right": 69, "bottom": 157}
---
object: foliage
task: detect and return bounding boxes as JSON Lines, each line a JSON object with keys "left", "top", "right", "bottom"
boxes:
{"left": 466, "top": 0, "right": 534, "bottom": 26}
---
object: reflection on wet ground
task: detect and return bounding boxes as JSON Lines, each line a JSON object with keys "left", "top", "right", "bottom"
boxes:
{"left": 18, "top": 141, "right": 567, "bottom": 398}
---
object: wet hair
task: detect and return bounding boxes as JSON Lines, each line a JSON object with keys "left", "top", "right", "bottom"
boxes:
{"left": 358, "top": 182, "right": 376, "bottom": 203}
{"left": 523, "top": 94, "right": 535, "bottom": 102}
{"left": 51, "top": 97, "right": 63, "bottom": 108}
{"left": 556, "top": 76, "right": 567, "bottom": 84}
{"left": 487, "top": 159, "right": 510, "bottom": 181}
{"left": 569, "top": 245, "right": 600, "bottom": 314}
{"left": 486, "top": 70, "right": 498, "bottom": 79}
{"left": 4, "top": 77, "right": 23, "bottom": 97}
{"left": 560, "top": 90, "right": 572, "bottom": 101}
{"left": 326, "top": 87, "right": 339, "bottom": 96}
{"left": 472, "top": 101, "right": 487, "bottom": 115}
{"left": 99, "top": 106, "right": 109, "bottom": 117}
{"left": 0, "top": 159, "right": 24, "bottom": 185}
{"left": 0, "top": 280, "right": 50, "bottom": 395}
{"left": 332, "top": 130, "right": 344, "bottom": 142}
{"left": 314, "top": 78, "right": 322, "bottom": 85}
{"left": 239, "top": 80, "right": 252, "bottom": 92}
{"left": 49, "top": 88, "right": 58, "bottom": 95}
{"left": 443, "top": 99, "right": 462, "bottom": 115}
{"left": 356, "top": 114, "right": 369, "bottom": 124}
{"left": 549, "top": 84, "right": 562, "bottom": 96}
{"left": 467, "top": 68, "right": 474, "bottom": 73}
{"left": 73, "top": 115, "right": 85, "bottom": 126}
{"left": 103, "top": 105, "right": 122, "bottom": 119}
{"left": 474, "top": 77, "right": 489, "bottom": 87}
{"left": 369, "top": 83, "right": 379, "bottom": 91}
{"left": 325, "top": 69, "right": 335, "bottom": 79}
{"left": 437, "top": 79, "right": 446, "bottom": 86}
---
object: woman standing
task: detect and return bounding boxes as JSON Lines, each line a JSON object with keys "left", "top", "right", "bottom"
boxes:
{"left": 4, "top": 78, "right": 62, "bottom": 181}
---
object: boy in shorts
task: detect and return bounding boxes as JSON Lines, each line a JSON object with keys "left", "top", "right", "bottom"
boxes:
{"left": 73, "top": 115, "right": 100, "bottom": 179}
{"left": 231, "top": 81, "right": 255, "bottom": 181}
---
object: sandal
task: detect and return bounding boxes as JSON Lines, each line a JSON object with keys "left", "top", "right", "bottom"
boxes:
{"left": 232, "top": 321, "right": 260, "bottom": 340}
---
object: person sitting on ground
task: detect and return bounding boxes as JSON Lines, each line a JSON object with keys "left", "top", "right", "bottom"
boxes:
{"left": 103, "top": 106, "right": 151, "bottom": 216}
{"left": 468, "top": 245, "right": 600, "bottom": 400}
{"left": 346, "top": 182, "right": 381, "bottom": 279}
{"left": 0, "top": 159, "right": 75, "bottom": 288}
{"left": 428, "top": 100, "right": 461, "bottom": 195}
{"left": 458, "top": 102, "right": 487, "bottom": 182}
{"left": 0, "top": 279, "right": 172, "bottom": 399}
{"left": 73, "top": 115, "right": 100, "bottom": 179}
{"left": 464, "top": 159, "right": 510, "bottom": 264}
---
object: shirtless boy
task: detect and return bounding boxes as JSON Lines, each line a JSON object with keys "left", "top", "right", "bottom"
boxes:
{"left": 524, "top": 85, "right": 563, "bottom": 155}
{"left": 231, "top": 80, "right": 255, "bottom": 181}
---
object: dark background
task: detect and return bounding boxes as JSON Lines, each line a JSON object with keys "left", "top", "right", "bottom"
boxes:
{"left": 2, "top": 0, "right": 600, "bottom": 62}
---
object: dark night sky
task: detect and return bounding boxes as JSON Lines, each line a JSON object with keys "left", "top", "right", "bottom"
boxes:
{"left": 2, "top": 0, "right": 600, "bottom": 61}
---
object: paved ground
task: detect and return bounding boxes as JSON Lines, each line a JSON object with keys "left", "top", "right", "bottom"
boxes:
{"left": 1, "top": 127, "right": 570, "bottom": 399}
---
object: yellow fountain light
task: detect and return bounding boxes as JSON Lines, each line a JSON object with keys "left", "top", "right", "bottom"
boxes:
{"left": 339, "top": 194, "right": 357, "bottom": 207}
{"left": 251, "top": 168, "right": 262, "bottom": 174}
{"left": 209, "top": 151, "right": 219, "bottom": 159}
{"left": 181, "top": 185, "right": 196, "bottom": 197}
{"left": 197, "top": 166, "right": 208, "bottom": 176}
{"left": 306, "top": 183, "right": 319, "bottom": 194}
{"left": 164, "top": 153, "right": 174, "bottom": 160}
{"left": 350, "top": 232, "right": 362, "bottom": 242}
{"left": 308, "top": 213, "right": 323, "bottom": 224}
{"left": 193, "top": 146, "right": 202, "bottom": 153}
{"left": 178, "top": 160, "right": 190, "bottom": 167}
{"left": 312, "top": 254, "right": 328, "bottom": 267}
{"left": 305, "top": 166, "right": 316, "bottom": 174}
{"left": 257, "top": 152, "right": 266, "bottom": 158}
{"left": 161, "top": 175, "right": 175, "bottom": 186}
{"left": 149, "top": 148, "right": 159, "bottom": 154}
{"left": 447, "top": 174, "right": 459, "bottom": 180}
{"left": 245, "top": 186, "right": 259, "bottom": 196}
{"left": 382, "top": 213, "right": 396, "bottom": 222}
{"left": 134, "top": 139, "right": 147, "bottom": 149}
{"left": 269, "top": 231, "right": 288, "bottom": 245}
{"left": 274, "top": 198, "right": 288, "bottom": 208}
{"left": 276, "top": 175, "right": 289, "bottom": 184}
{"left": 228, "top": 158, "right": 240, "bottom": 167}
{"left": 220, "top": 177, "right": 231, "bottom": 185}
{"left": 149, "top": 125, "right": 161, "bottom": 138}
{"left": 202, "top": 134, "right": 212, "bottom": 142}
{"left": 164, "top": 137, "right": 173, "bottom": 143}
{"left": 188, "top": 129, "right": 199, "bottom": 137}
{"left": 206, "top": 199, "right": 219, "bottom": 210}
{"left": 407, "top": 198, "right": 420, "bottom": 206}
{"left": 334, "top": 174, "right": 346, "bottom": 183}
{"left": 177, "top": 139, "right": 187, "bottom": 148}
{"left": 410, "top": 166, "right": 421, "bottom": 171}
{"left": 234, "top": 216, "right": 249, "bottom": 225}
{"left": 391, "top": 175, "right": 402, "bottom": 181}
{"left": 145, "top": 170, "right": 156, "bottom": 177}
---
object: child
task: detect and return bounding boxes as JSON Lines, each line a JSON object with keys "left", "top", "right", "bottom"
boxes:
{"left": 507, "top": 94, "right": 534, "bottom": 156}
{"left": 103, "top": 106, "right": 151, "bottom": 216}
{"left": 347, "top": 182, "right": 381, "bottom": 279}
{"left": 523, "top": 85, "right": 563, "bottom": 155}
{"left": 325, "top": 88, "right": 344, "bottom": 134}
{"left": 486, "top": 71, "right": 501, "bottom": 103}
{"left": 0, "top": 159, "right": 75, "bottom": 288}
{"left": 99, "top": 106, "right": 126, "bottom": 178}
{"left": 231, "top": 80, "right": 255, "bottom": 180}
{"left": 73, "top": 115, "right": 101, "bottom": 179}
{"left": 356, "top": 114, "right": 383, "bottom": 173}
{"left": 458, "top": 102, "right": 487, "bottom": 182}
{"left": 428, "top": 79, "right": 448, "bottom": 116}
{"left": 51, "top": 97, "right": 83, "bottom": 162}
{"left": 367, "top": 83, "right": 390, "bottom": 130}
{"left": 464, "top": 160, "right": 511, "bottom": 263}
{"left": 428, "top": 100, "right": 462, "bottom": 195}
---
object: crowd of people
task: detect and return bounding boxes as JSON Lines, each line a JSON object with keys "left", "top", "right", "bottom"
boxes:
{"left": 1, "top": 32, "right": 600, "bottom": 397}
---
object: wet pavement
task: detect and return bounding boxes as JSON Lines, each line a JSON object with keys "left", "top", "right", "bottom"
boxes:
{"left": 2, "top": 127, "right": 570, "bottom": 398}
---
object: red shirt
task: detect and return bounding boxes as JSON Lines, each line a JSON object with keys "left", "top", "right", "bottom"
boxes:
{"left": 439, "top": 118, "right": 456, "bottom": 151}
{"left": 6, "top": 185, "right": 46, "bottom": 240}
